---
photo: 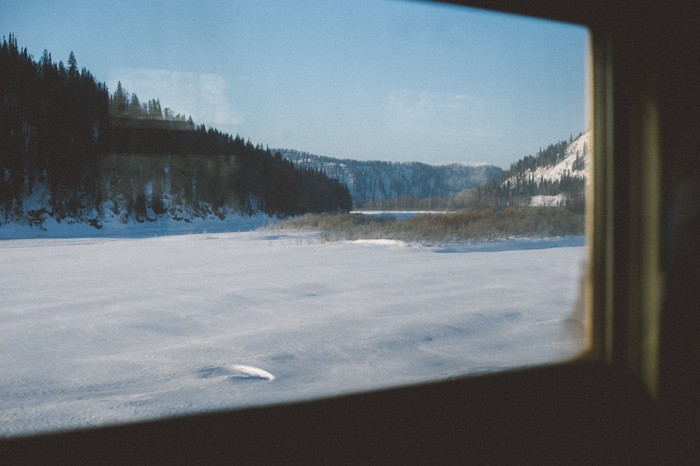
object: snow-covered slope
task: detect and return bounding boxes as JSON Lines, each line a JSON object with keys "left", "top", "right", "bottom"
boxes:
{"left": 504, "top": 132, "right": 590, "bottom": 186}
{"left": 501, "top": 132, "right": 590, "bottom": 208}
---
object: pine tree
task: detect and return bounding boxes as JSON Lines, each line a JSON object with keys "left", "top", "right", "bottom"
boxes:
{"left": 113, "top": 81, "right": 127, "bottom": 113}
{"left": 67, "top": 51, "right": 78, "bottom": 80}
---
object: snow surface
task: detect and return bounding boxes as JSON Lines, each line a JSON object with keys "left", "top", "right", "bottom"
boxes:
{"left": 530, "top": 194, "right": 568, "bottom": 207}
{"left": 0, "top": 229, "right": 586, "bottom": 437}
{"left": 0, "top": 212, "right": 274, "bottom": 240}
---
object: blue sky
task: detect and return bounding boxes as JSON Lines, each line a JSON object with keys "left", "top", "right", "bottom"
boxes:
{"left": 1, "top": 0, "right": 588, "bottom": 167}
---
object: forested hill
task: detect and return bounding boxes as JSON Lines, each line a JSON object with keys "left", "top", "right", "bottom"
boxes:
{"left": 277, "top": 149, "right": 503, "bottom": 208}
{"left": 464, "top": 132, "right": 590, "bottom": 212}
{"left": 0, "top": 35, "right": 352, "bottom": 228}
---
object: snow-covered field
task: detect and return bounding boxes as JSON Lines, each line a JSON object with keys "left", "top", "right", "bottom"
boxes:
{"left": 0, "top": 229, "right": 586, "bottom": 437}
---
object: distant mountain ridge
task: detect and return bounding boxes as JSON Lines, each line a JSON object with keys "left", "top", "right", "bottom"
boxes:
{"left": 276, "top": 149, "right": 504, "bottom": 208}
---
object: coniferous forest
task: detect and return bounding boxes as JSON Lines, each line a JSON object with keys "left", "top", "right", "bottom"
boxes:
{"left": 0, "top": 35, "right": 352, "bottom": 227}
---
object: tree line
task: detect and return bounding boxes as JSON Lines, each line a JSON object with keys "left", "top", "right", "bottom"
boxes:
{"left": 0, "top": 34, "right": 352, "bottom": 225}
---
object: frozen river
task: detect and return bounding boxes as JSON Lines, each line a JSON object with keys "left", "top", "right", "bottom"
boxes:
{"left": 0, "top": 231, "right": 586, "bottom": 437}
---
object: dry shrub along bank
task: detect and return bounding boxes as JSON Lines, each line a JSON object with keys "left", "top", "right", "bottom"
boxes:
{"left": 275, "top": 208, "right": 584, "bottom": 244}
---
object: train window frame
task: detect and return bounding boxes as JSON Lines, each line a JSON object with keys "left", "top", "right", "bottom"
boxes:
{"left": 446, "top": 0, "right": 664, "bottom": 397}
{"left": 1, "top": 0, "right": 679, "bottom": 463}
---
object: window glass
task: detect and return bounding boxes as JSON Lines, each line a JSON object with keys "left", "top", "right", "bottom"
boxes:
{"left": 0, "top": 0, "right": 589, "bottom": 436}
